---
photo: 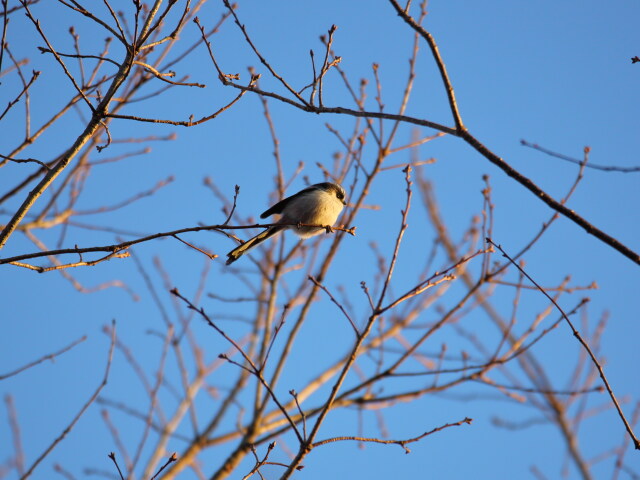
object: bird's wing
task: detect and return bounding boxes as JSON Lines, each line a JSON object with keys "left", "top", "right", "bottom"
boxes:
{"left": 260, "top": 187, "right": 315, "bottom": 219}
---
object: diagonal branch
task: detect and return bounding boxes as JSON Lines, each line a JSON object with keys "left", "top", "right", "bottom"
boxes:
{"left": 488, "top": 238, "right": 640, "bottom": 450}
{"left": 0, "top": 19, "right": 139, "bottom": 250}
{"left": 468, "top": 134, "right": 640, "bottom": 265}
{"left": 0, "top": 335, "right": 87, "bottom": 380}
{"left": 0, "top": 70, "right": 40, "bottom": 121}
{"left": 0, "top": 221, "right": 355, "bottom": 267}
{"left": 385, "top": 0, "right": 639, "bottom": 266}
{"left": 19, "top": 320, "right": 116, "bottom": 480}
{"left": 23, "top": 1, "right": 94, "bottom": 111}
{"left": 388, "top": 0, "right": 463, "bottom": 131}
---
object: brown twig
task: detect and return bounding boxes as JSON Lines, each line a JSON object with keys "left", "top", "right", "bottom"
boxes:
{"left": 376, "top": 248, "right": 483, "bottom": 314}
{"left": 388, "top": 0, "right": 463, "bottom": 131}
{"left": 105, "top": 73, "right": 255, "bottom": 126}
{"left": 57, "top": 0, "right": 126, "bottom": 44}
{"left": 37, "top": 46, "right": 120, "bottom": 67}
{"left": 254, "top": 77, "right": 285, "bottom": 199}
{"left": 487, "top": 238, "right": 640, "bottom": 450}
{"left": 318, "top": 25, "right": 338, "bottom": 108}
{"left": 0, "top": 153, "right": 50, "bottom": 170}
{"left": 107, "top": 452, "right": 125, "bottom": 480}
{"left": 0, "top": 69, "right": 40, "bottom": 121}
{"left": 289, "top": 390, "right": 307, "bottom": 442}
{"left": 261, "top": 304, "right": 289, "bottom": 371}
{"left": 0, "top": 0, "right": 199, "bottom": 250}
{"left": 0, "top": 0, "right": 8, "bottom": 74}
{"left": 475, "top": 379, "right": 603, "bottom": 397}
{"left": 9, "top": 250, "right": 130, "bottom": 272}
{"left": 170, "top": 288, "right": 304, "bottom": 444}
{"left": 22, "top": 1, "right": 94, "bottom": 111}
{"left": 308, "top": 275, "right": 360, "bottom": 337}
{"left": 20, "top": 320, "right": 117, "bottom": 480}
{"left": 219, "top": 78, "right": 457, "bottom": 135}
{"left": 221, "top": 0, "right": 309, "bottom": 106}
{"left": 223, "top": 185, "right": 240, "bottom": 226}
{"left": 461, "top": 131, "right": 640, "bottom": 265}
{"left": 133, "top": 60, "right": 205, "bottom": 88}
{"left": 172, "top": 234, "right": 217, "bottom": 260}
{"left": 0, "top": 336, "right": 87, "bottom": 380}
{"left": 0, "top": 221, "right": 356, "bottom": 267}
{"left": 375, "top": 165, "right": 413, "bottom": 310}
{"left": 151, "top": 452, "right": 178, "bottom": 480}
{"left": 312, "top": 417, "right": 472, "bottom": 454}
{"left": 103, "top": 412, "right": 132, "bottom": 474}
{"left": 5, "top": 395, "right": 25, "bottom": 476}
{"left": 386, "top": 0, "right": 640, "bottom": 266}
{"left": 521, "top": 140, "right": 640, "bottom": 173}
{"left": 241, "top": 443, "right": 292, "bottom": 480}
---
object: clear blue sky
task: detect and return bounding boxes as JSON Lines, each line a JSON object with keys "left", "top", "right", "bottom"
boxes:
{"left": 1, "top": 1, "right": 639, "bottom": 479}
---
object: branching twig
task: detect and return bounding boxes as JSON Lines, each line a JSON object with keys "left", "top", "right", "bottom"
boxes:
{"left": 221, "top": 0, "right": 309, "bottom": 106}
{"left": 105, "top": 73, "right": 255, "bottom": 126}
{"left": 22, "top": 1, "right": 94, "bottom": 111}
{"left": 521, "top": 140, "right": 640, "bottom": 173}
{"left": 0, "top": 221, "right": 356, "bottom": 267}
{"left": 312, "top": 417, "right": 472, "bottom": 454}
{"left": 487, "top": 238, "right": 640, "bottom": 450}
{"left": 170, "top": 288, "right": 304, "bottom": 444}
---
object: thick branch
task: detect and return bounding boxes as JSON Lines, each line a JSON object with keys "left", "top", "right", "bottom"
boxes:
{"left": 468, "top": 133, "right": 639, "bottom": 265}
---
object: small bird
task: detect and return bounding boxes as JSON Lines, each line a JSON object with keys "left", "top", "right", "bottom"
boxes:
{"left": 226, "top": 182, "right": 347, "bottom": 265}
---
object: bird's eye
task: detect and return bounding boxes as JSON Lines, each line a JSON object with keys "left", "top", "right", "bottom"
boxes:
{"left": 337, "top": 191, "right": 344, "bottom": 200}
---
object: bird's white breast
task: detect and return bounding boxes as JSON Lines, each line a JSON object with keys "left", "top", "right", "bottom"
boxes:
{"left": 282, "top": 189, "right": 344, "bottom": 238}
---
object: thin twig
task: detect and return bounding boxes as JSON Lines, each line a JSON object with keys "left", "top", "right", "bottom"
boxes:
{"left": 5, "top": 395, "right": 24, "bottom": 476}
{"left": 20, "top": 320, "right": 117, "bottom": 480}
{"left": 0, "top": 153, "right": 50, "bottom": 170}
{"left": 57, "top": 0, "right": 126, "bottom": 44}
{"left": 375, "top": 165, "right": 413, "bottom": 311}
{"left": 223, "top": 185, "right": 240, "bottom": 226}
{"left": 388, "top": 0, "right": 463, "bottom": 130}
{"left": 149, "top": 452, "right": 177, "bottom": 480}
{"left": 521, "top": 140, "right": 640, "bottom": 173}
{"left": 170, "top": 288, "right": 304, "bottom": 444}
{"left": 221, "top": 0, "right": 309, "bottom": 106}
{"left": 312, "top": 417, "right": 472, "bottom": 454}
{"left": 0, "top": 0, "right": 8, "bottom": 73}
{"left": 487, "top": 238, "right": 640, "bottom": 450}
{"left": 22, "top": 2, "right": 94, "bottom": 111}
{"left": 0, "top": 336, "right": 87, "bottom": 380}
{"left": 0, "top": 221, "right": 355, "bottom": 267}
{"left": 107, "top": 452, "right": 125, "bottom": 480}
{"left": 308, "top": 275, "right": 360, "bottom": 337}
{"left": 105, "top": 73, "right": 255, "bottom": 126}
{"left": 318, "top": 25, "right": 337, "bottom": 108}
{"left": 37, "top": 47, "right": 120, "bottom": 67}
{"left": 9, "top": 251, "right": 130, "bottom": 272}
{"left": 0, "top": 70, "right": 40, "bottom": 121}
{"left": 289, "top": 390, "right": 307, "bottom": 442}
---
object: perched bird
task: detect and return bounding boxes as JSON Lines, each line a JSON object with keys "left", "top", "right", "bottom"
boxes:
{"left": 226, "top": 182, "right": 347, "bottom": 265}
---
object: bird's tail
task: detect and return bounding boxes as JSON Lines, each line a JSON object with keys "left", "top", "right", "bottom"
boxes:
{"left": 226, "top": 226, "right": 284, "bottom": 265}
